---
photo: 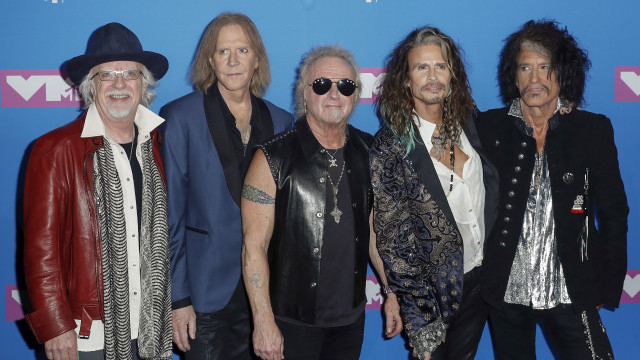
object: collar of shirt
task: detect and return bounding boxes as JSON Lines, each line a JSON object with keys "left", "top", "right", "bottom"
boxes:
{"left": 412, "top": 111, "right": 486, "bottom": 272}
{"left": 412, "top": 112, "right": 438, "bottom": 153}
{"left": 508, "top": 98, "right": 569, "bottom": 136}
{"left": 80, "top": 103, "right": 164, "bottom": 141}
{"left": 213, "top": 84, "right": 262, "bottom": 137}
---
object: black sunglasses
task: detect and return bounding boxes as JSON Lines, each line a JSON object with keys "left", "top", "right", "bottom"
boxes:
{"left": 307, "top": 77, "right": 357, "bottom": 96}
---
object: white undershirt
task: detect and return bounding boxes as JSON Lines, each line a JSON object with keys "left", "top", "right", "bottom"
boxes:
{"left": 74, "top": 104, "right": 164, "bottom": 351}
{"left": 415, "top": 114, "right": 485, "bottom": 273}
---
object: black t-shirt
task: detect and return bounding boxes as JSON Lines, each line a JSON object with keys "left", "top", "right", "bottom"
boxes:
{"left": 315, "top": 146, "right": 363, "bottom": 326}
{"left": 217, "top": 87, "right": 266, "bottom": 181}
{"left": 119, "top": 126, "right": 142, "bottom": 236}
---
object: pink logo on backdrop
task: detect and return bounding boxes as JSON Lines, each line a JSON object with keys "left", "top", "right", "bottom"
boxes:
{"left": 5, "top": 285, "right": 26, "bottom": 321}
{"left": 358, "top": 67, "right": 386, "bottom": 105}
{"left": 0, "top": 70, "right": 81, "bottom": 108}
{"left": 621, "top": 269, "right": 640, "bottom": 304}
{"left": 614, "top": 66, "right": 640, "bottom": 102}
{"left": 365, "top": 274, "right": 386, "bottom": 310}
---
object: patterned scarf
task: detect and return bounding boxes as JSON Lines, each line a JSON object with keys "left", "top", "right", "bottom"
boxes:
{"left": 93, "top": 136, "right": 172, "bottom": 360}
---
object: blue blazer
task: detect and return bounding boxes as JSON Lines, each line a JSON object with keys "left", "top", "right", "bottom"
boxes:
{"left": 160, "top": 90, "right": 294, "bottom": 313}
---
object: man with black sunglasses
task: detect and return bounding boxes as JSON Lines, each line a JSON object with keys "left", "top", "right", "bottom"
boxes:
{"left": 370, "top": 27, "right": 498, "bottom": 360}
{"left": 241, "top": 45, "right": 402, "bottom": 360}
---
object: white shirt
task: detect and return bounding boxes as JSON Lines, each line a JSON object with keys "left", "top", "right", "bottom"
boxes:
{"left": 74, "top": 104, "right": 164, "bottom": 351}
{"left": 415, "top": 114, "right": 485, "bottom": 273}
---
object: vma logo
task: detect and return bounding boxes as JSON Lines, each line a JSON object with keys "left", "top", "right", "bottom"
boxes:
{"left": 358, "top": 67, "right": 386, "bottom": 105}
{"left": 365, "top": 274, "right": 386, "bottom": 310}
{"left": 0, "top": 70, "right": 81, "bottom": 108}
{"left": 5, "top": 285, "right": 26, "bottom": 321}
{"left": 621, "top": 269, "right": 640, "bottom": 304}
{"left": 614, "top": 66, "right": 640, "bottom": 102}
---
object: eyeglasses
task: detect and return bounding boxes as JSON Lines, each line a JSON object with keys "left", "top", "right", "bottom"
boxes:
{"left": 307, "top": 78, "right": 357, "bottom": 96}
{"left": 91, "top": 69, "right": 143, "bottom": 81}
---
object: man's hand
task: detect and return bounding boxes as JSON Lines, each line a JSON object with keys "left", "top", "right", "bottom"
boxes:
{"left": 44, "top": 330, "right": 77, "bottom": 360}
{"left": 172, "top": 305, "right": 197, "bottom": 352}
{"left": 253, "top": 317, "right": 284, "bottom": 360}
{"left": 412, "top": 349, "right": 431, "bottom": 360}
{"left": 383, "top": 293, "right": 403, "bottom": 338}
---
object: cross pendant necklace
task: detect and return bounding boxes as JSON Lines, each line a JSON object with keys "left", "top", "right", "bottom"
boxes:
{"left": 326, "top": 148, "right": 345, "bottom": 223}
{"left": 330, "top": 192, "right": 343, "bottom": 223}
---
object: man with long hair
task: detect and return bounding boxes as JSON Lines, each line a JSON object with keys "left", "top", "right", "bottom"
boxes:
{"left": 477, "top": 20, "right": 628, "bottom": 359}
{"left": 370, "top": 26, "right": 498, "bottom": 359}
{"left": 161, "top": 13, "right": 293, "bottom": 359}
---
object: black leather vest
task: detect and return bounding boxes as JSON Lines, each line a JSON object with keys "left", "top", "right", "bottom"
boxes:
{"left": 259, "top": 118, "right": 373, "bottom": 323}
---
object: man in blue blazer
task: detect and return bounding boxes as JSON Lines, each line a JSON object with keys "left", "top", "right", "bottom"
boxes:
{"left": 160, "top": 13, "right": 294, "bottom": 360}
{"left": 370, "top": 27, "right": 498, "bottom": 360}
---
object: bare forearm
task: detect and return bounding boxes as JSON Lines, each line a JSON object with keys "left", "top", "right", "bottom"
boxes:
{"left": 242, "top": 244, "right": 275, "bottom": 324}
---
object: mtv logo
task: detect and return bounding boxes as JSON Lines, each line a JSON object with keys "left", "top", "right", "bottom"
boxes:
{"left": 1, "top": 70, "right": 81, "bottom": 108}
{"left": 358, "top": 67, "right": 386, "bottom": 104}
{"left": 614, "top": 67, "right": 640, "bottom": 102}
{"left": 621, "top": 269, "right": 640, "bottom": 304}
{"left": 365, "top": 274, "right": 384, "bottom": 310}
{"left": 5, "top": 285, "right": 26, "bottom": 321}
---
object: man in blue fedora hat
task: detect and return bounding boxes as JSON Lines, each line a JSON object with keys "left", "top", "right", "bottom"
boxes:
{"left": 23, "top": 22, "right": 172, "bottom": 360}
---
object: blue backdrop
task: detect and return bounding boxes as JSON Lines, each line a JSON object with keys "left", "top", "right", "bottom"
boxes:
{"left": 1, "top": 1, "right": 638, "bottom": 359}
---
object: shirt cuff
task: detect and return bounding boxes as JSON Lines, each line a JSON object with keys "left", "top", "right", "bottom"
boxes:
{"left": 172, "top": 297, "right": 192, "bottom": 310}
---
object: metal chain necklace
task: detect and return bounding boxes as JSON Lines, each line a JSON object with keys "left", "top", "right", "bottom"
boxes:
{"left": 431, "top": 134, "right": 445, "bottom": 159}
{"left": 448, "top": 143, "right": 454, "bottom": 194}
{"left": 326, "top": 148, "right": 340, "bottom": 167}
{"left": 431, "top": 135, "right": 455, "bottom": 195}
{"left": 238, "top": 115, "right": 251, "bottom": 156}
{"left": 125, "top": 126, "right": 136, "bottom": 162}
{"left": 326, "top": 148, "right": 345, "bottom": 223}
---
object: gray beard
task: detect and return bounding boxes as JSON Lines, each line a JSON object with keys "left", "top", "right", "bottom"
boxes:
{"left": 107, "top": 105, "right": 134, "bottom": 119}
{"left": 330, "top": 108, "right": 342, "bottom": 121}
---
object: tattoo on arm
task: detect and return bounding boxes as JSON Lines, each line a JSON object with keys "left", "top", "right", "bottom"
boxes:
{"left": 242, "top": 184, "right": 275, "bottom": 204}
{"left": 249, "top": 273, "right": 261, "bottom": 289}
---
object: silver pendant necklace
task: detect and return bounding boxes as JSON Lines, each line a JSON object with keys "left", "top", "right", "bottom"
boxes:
{"left": 431, "top": 135, "right": 455, "bottom": 195}
{"left": 326, "top": 148, "right": 345, "bottom": 223}
{"left": 326, "top": 148, "right": 339, "bottom": 167}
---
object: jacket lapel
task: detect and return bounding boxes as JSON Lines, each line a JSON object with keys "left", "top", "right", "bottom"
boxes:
{"left": 466, "top": 115, "right": 499, "bottom": 236}
{"left": 203, "top": 88, "right": 243, "bottom": 206}
{"left": 407, "top": 140, "right": 457, "bottom": 227}
{"left": 254, "top": 97, "right": 273, "bottom": 142}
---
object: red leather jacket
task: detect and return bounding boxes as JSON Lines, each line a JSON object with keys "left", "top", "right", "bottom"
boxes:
{"left": 23, "top": 113, "right": 165, "bottom": 343}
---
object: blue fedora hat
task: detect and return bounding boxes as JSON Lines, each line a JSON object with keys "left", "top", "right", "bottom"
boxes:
{"left": 66, "top": 22, "right": 168, "bottom": 85}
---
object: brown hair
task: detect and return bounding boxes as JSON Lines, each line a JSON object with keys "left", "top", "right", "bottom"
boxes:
{"left": 190, "top": 13, "right": 271, "bottom": 96}
{"left": 377, "top": 27, "right": 474, "bottom": 152}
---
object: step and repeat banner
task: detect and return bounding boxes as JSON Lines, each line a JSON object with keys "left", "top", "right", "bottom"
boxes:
{"left": 1, "top": 1, "right": 638, "bottom": 358}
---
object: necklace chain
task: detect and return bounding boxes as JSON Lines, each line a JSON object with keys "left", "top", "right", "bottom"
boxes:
{"left": 326, "top": 148, "right": 340, "bottom": 167}
{"left": 325, "top": 147, "right": 345, "bottom": 223}
{"left": 126, "top": 126, "right": 136, "bottom": 162}
{"left": 431, "top": 134, "right": 455, "bottom": 195}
